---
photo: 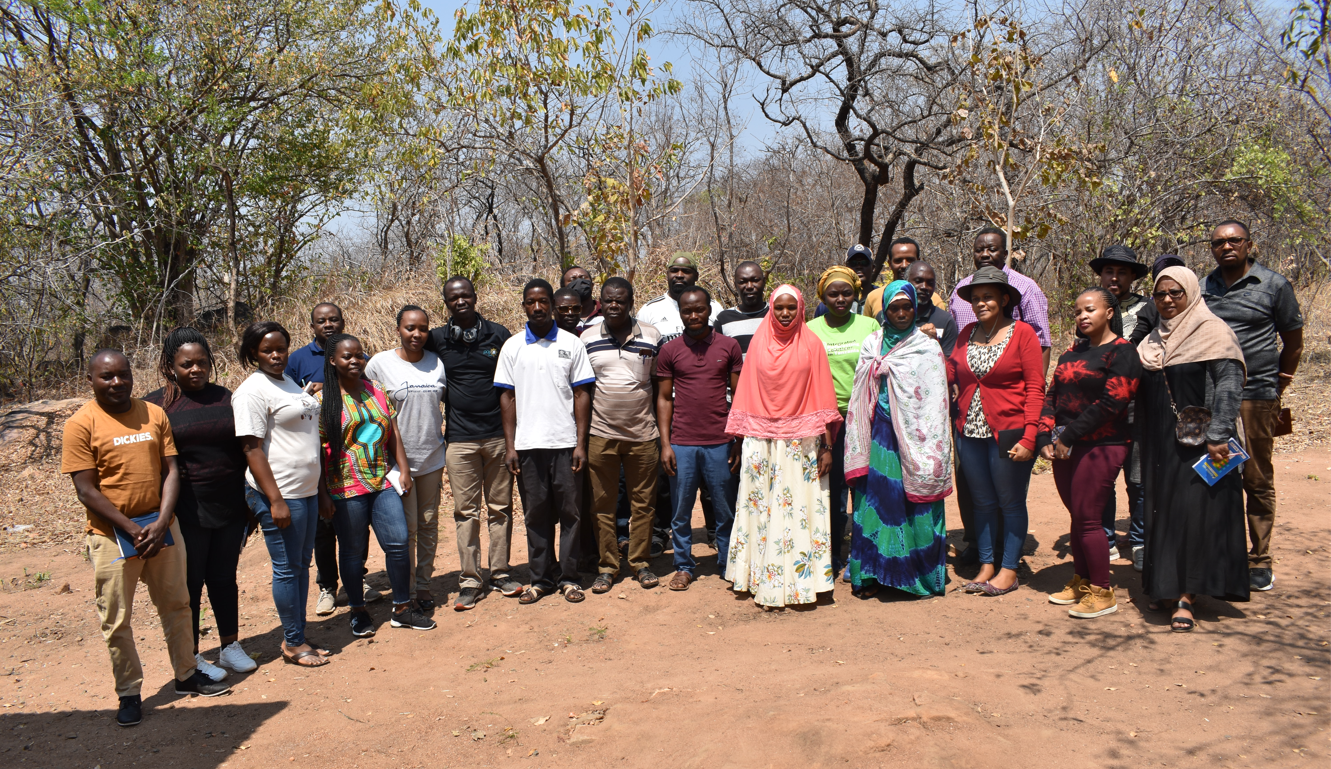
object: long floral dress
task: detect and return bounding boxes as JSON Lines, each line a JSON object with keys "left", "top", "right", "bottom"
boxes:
{"left": 726, "top": 435, "right": 834, "bottom": 607}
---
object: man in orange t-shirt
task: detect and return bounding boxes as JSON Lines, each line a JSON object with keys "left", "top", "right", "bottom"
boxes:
{"left": 61, "top": 349, "right": 229, "bottom": 727}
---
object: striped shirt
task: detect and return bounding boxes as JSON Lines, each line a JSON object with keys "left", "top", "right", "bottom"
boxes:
{"left": 581, "top": 321, "right": 662, "bottom": 442}
{"left": 949, "top": 266, "right": 1052, "bottom": 347}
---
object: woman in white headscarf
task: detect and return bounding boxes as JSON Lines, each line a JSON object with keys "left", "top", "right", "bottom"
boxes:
{"left": 1137, "top": 266, "right": 1248, "bottom": 632}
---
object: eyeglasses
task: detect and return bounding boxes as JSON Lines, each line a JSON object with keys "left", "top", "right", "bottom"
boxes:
{"left": 1151, "top": 288, "right": 1186, "bottom": 300}
{"left": 1210, "top": 236, "right": 1247, "bottom": 249}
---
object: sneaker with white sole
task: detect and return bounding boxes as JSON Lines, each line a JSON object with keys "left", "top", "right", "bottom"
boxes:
{"left": 1107, "top": 545, "right": 1121, "bottom": 561}
{"left": 175, "top": 670, "right": 231, "bottom": 697}
{"left": 194, "top": 654, "right": 228, "bottom": 682}
{"left": 363, "top": 583, "right": 383, "bottom": 603}
{"left": 218, "top": 641, "right": 257, "bottom": 673}
{"left": 1069, "top": 584, "right": 1118, "bottom": 619}
{"left": 390, "top": 606, "right": 437, "bottom": 631}
{"left": 315, "top": 588, "right": 336, "bottom": 616}
{"left": 1132, "top": 546, "right": 1144, "bottom": 572}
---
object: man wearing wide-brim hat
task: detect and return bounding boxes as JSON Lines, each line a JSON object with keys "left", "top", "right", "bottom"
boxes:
{"left": 1089, "top": 244, "right": 1153, "bottom": 572}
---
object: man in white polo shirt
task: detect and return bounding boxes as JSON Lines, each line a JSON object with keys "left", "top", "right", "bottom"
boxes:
{"left": 495, "top": 278, "right": 595, "bottom": 605}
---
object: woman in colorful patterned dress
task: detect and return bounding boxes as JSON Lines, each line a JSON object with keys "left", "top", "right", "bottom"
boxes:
{"left": 725, "top": 286, "right": 843, "bottom": 608}
{"left": 317, "top": 334, "right": 436, "bottom": 637}
{"left": 842, "top": 281, "right": 952, "bottom": 598}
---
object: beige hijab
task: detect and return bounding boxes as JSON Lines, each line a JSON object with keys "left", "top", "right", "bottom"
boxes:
{"left": 1138, "top": 266, "right": 1246, "bottom": 374}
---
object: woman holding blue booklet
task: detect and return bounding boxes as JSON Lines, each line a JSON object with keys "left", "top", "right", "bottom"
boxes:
{"left": 1136, "top": 267, "right": 1250, "bottom": 632}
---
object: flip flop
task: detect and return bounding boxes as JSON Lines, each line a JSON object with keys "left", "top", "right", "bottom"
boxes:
{"left": 282, "top": 648, "right": 328, "bottom": 667}
{"left": 519, "top": 586, "right": 546, "bottom": 605}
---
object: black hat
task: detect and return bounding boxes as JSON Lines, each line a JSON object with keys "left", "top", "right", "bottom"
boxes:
{"left": 846, "top": 244, "right": 873, "bottom": 264}
{"left": 1152, "top": 254, "right": 1184, "bottom": 280}
{"left": 958, "top": 265, "right": 1023, "bottom": 307}
{"left": 1089, "top": 244, "right": 1148, "bottom": 279}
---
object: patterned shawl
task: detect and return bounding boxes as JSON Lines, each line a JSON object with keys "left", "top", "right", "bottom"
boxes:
{"left": 845, "top": 283, "right": 953, "bottom": 502}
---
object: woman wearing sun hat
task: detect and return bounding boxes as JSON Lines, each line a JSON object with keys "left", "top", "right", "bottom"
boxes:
{"left": 945, "top": 266, "right": 1046, "bottom": 597}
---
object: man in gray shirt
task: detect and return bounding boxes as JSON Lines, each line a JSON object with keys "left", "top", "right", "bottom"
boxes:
{"left": 1202, "top": 219, "right": 1304, "bottom": 593}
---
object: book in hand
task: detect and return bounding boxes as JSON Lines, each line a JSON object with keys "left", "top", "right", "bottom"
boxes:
{"left": 1191, "top": 438, "right": 1249, "bottom": 486}
{"left": 113, "top": 512, "right": 175, "bottom": 560}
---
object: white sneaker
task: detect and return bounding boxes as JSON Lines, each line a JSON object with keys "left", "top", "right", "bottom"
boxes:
{"left": 194, "top": 653, "right": 228, "bottom": 682}
{"left": 1107, "top": 545, "right": 1121, "bottom": 561}
{"left": 1132, "top": 546, "right": 1144, "bottom": 572}
{"left": 315, "top": 588, "right": 336, "bottom": 616}
{"left": 363, "top": 583, "right": 383, "bottom": 603}
{"left": 218, "top": 642, "right": 257, "bottom": 673}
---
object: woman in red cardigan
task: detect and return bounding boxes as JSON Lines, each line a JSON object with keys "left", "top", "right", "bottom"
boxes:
{"left": 946, "top": 266, "right": 1046, "bottom": 596}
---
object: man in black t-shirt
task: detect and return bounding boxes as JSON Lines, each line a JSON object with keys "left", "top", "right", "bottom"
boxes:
{"left": 714, "top": 261, "right": 769, "bottom": 358}
{"left": 426, "top": 276, "right": 522, "bottom": 610}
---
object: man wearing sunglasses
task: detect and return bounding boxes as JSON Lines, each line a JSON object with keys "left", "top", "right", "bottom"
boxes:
{"left": 1201, "top": 220, "right": 1304, "bottom": 593}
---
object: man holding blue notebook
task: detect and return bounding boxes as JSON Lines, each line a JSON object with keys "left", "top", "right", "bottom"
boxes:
{"left": 62, "top": 349, "right": 230, "bottom": 728}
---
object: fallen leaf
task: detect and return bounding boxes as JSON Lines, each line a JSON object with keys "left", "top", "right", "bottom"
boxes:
{"left": 531, "top": 716, "right": 550, "bottom": 725}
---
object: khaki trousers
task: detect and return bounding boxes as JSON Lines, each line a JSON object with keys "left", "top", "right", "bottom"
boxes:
{"left": 1240, "top": 399, "right": 1279, "bottom": 569}
{"left": 402, "top": 467, "right": 444, "bottom": 593}
{"left": 588, "top": 436, "right": 660, "bottom": 574}
{"left": 87, "top": 519, "right": 196, "bottom": 697}
{"left": 446, "top": 437, "right": 514, "bottom": 589}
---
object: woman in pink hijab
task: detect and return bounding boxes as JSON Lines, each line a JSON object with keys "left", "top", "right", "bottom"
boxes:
{"left": 725, "top": 285, "right": 842, "bottom": 608}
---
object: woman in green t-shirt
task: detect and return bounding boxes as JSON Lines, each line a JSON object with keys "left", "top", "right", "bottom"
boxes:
{"left": 807, "top": 265, "right": 881, "bottom": 578}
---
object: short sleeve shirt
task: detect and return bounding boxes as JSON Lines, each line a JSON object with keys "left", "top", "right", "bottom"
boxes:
{"left": 714, "top": 305, "right": 768, "bottom": 357}
{"left": 318, "top": 382, "right": 397, "bottom": 499}
{"left": 61, "top": 399, "right": 178, "bottom": 536}
{"left": 808, "top": 314, "right": 880, "bottom": 413}
{"left": 232, "top": 371, "right": 322, "bottom": 500}
{"left": 365, "top": 350, "right": 447, "bottom": 476}
{"left": 493, "top": 324, "right": 596, "bottom": 450}
{"left": 1203, "top": 262, "right": 1304, "bottom": 400}
{"left": 655, "top": 331, "right": 743, "bottom": 446}
{"left": 581, "top": 321, "right": 662, "bottom": 442}
{"left": 425, "top": 318, "right": 511, "bottom": 441}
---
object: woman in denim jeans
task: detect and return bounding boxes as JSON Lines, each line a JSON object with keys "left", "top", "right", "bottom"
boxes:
{"left": 945, "top": 267, "right": 1046, "bottom": 596}
{"left": 316, "top": 334, "right": 435, "bottom": 636}
{"left": 233, "top": 321, "right": 330, "bottom": 667}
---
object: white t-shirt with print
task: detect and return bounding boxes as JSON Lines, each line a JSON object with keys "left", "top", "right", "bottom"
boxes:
{"left": 493, "top": 326, "right": 596, "bottom": 451}
{"left": 232, "top": 371, "right": 322, "bottom": 500}
{"left": 636, "top": 293, "right": 726, "bottom": 343}
{"left": 365, "top": 350, "right": 447, "bottom": 476}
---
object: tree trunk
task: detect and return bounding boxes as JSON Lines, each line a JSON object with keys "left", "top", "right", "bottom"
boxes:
{"left": 870, "top": 160, "right": 924, "bottom": 284}
{"left": 223, "top": 170, "right": 239, "bottom": 332}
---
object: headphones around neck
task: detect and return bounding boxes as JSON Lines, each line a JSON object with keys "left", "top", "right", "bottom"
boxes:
{"left": 447, "top": 318, "right": 480, "bottom": 344}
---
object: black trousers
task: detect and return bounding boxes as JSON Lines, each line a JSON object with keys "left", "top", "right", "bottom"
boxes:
{"left": 517, "top": 448, "right": 583, "bottom": 592}
{"left": 314, "top": 517, "right": 368, "bottom": 593}
{"left": 178, "top": 517, "right": 247, "bottom": 645}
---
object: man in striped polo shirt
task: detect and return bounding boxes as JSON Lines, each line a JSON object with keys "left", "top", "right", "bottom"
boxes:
{"left": 581, "top": 277, "right": 665, "bottom": 591}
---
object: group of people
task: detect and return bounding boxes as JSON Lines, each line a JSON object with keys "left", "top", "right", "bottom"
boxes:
{"left": 61, "top": 220, "right": 1303, "bottom": 728}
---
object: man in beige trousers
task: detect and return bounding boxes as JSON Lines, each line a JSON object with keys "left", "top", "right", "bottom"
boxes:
{"left": 62, "top": 349, "right": 230, "bottom": 728}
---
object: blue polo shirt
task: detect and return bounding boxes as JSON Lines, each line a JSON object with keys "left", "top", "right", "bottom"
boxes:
{"left": 284, "top": 340, "right": 327, "bottom": 386}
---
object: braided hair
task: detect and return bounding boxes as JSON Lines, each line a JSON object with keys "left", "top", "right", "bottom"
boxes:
{"left": 156, "top": 327, "right": 214, "bottom": 408}
{"left": 319, "top": 333, "right": 359, "bottom": 491}
{"left": 1075, "top": 286, "right": 1123, "bottom": 345}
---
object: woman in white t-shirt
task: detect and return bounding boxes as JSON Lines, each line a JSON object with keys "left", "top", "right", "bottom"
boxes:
{"left": 363, "top": 305, "right": 447, "bottom": 611}
{"left": 232, "top": 321, "right": 329, "bottom": 668}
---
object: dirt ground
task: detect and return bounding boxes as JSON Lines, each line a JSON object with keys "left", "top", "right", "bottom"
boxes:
{"left": 1, "top": 447, "right": 1328, "bottom": 769}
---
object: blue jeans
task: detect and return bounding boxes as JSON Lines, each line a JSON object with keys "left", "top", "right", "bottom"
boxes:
{"left": 245, "top": 488, "right": 319, "bottom": 647}
{"left": 955, "top": 435, "right": 1034, "bottom": 571}
{"left": 332, "top": 489, "right": 413, "bottom": 608}
{"left": 668, "top": 443, "right": 737, "bottom": 574}
{"left": 1104, "top": 477, "right": 1145, "bottom": 549}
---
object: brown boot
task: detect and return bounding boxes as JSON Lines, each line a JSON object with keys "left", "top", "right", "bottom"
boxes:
{"left": 1048, "top": 574, "right": 1087, "bottom": 605}
{"left": 1068, "top": 584, "right": 1118, "bottom": 618}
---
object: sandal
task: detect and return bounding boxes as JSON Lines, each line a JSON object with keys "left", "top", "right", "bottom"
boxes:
{"left": 282, "top": 648, "right": 328, "bottom": 667}
{"left": 416, "top": 596, "right": 436, "bottom": 612}
{"left": 636, "top": 568, "right": 659, "bottom": 589}
{"left": 561, "top": 584, "right": 585, "bottom": 603}
{"left": 1171, "top": 599, "right": 1195, "bottom": 633}
{"left": 518, "top": 586, "right": 546, "bottom": 605}
{"left": 853, "top": 583, "right": 880, "bottom": 599}
{"left": 669, "top": 571, "right": 694, "bottom": 591}
{"left": 591, "top": 574, "right": 614, "bottom": 594}
{"left": 305, "top": 641, "right": 333, "bottom": 657}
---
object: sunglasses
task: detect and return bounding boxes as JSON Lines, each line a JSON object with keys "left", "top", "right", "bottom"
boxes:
{"left": 1210, "top": 236, "right": 1247, "bottom": 249}
{"left": 1151, "top": 288, "right": 1186, "bottom": 300}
